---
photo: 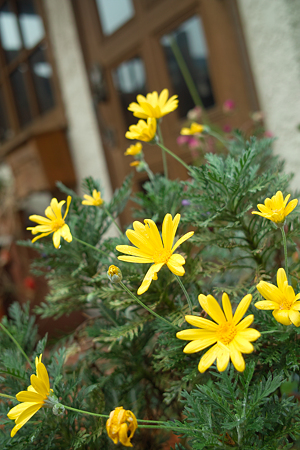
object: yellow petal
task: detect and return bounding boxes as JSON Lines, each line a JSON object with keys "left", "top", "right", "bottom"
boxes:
{"left": 50, "top": 198, "right": 63, "bottom": 220}
{"left": 162, "top": 213, "right": 174, "bottom": 250}
{"left": 233, "top": 336, "right": 254, "bottom": 354}
{"left": 198, "top": 294, "right": 226, "bottom": 324}
{"left": 144, "top": 219, "right": 163, "bottom": 249}
{"left": 216, "top": 346, "right": 230, "bottom": 372}
{"left": 36, "top": 362, "right": 50, "bottom": 393}
{"left": 116, "top": 245, "right": 153, "bottom": 259}
{"left": 16, "top": 391, "right": 44, "bottom": 403}
{"left": 236, "top": 315, "right": 254, "bottom": 331}
{"left": 184, "top": 315, "right": 219, "bottom": 330}
{"left": 171, "top": 231, "right": 194, "bottom": 253}
{"left": 31, "top": 231, "right": 52, "bottom": 243}
{"left": 7, "top": 402, "right": 33, "bottom": 420}
{"left": 183, "top": 336, "right": 218, "bottom": 353}
{"left": 238, "top": 328, "right": 261, "bottom": 341}
{"left": 118, "top": 255, "right": 153, "bottom": 264}
{"left": 254, "top": 300, "right": 278, "bottom": 310}
{"left": 30, "top": 374, "right": 48, "bottom": 397}
{"left": 288, "top": 310, "right": 300, "bottom": 327}
{"left": 166, "top": 254, "right": 185, "bottom": 276}
{"left": 14, "top": 402, "right": 42, "bottom": 428}
{"left": 28, "top": 215, "right": 52, "bottom": 225}
{"left": 60, "top": 224, "right": 72, "bottom": 243}
{"left": 277, "top": 268, "right": 287, "bottom": 291}
{"left": 272, "top": 309, "right": 291, "bottom": 325}
{"left": 198, "top": 344, "right": 219, "bottom": 373}
{"left": 137, "top": 263, "right": 164, "bottom": 295}
{"left": 256, "top": 280, "right": 284, "bottom": 303}
{"left": 119, "top": 423, "right": 133, "bottom": 447}
{"left": 126, "top": 229, "right": 153, "bottom": 254}
{"left": 284, "top": 198, "right": 298, "bottom": 216}
{"left": 176, "top": 329, "right": 216, "bottom": 340}
{"left": 222, "top": 293, "right": 232, "bottom": 321}
{"left": 228, "top": 343, "right": 245, "bottom": 372}
{"left": 233, "top": 294, "right": 252, "bottom": 325}
{"left": 53, "top": 230, "right": 61, "bottom": 249}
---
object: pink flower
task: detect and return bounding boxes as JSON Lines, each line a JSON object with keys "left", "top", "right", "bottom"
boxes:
{"left": 223, "top": 124, "right": 232, "bottom": 133}
{"left": 187, "top": 106, "right": 202, "bottom": 121}
{"left": 188, "top": 137, "right": 200, "bottom": 149}
{"left": 264, "top": 130, "right": 273, "bottom": 138}
{"left": 223, "top": 99, "right": 235, "bottom": 113}
{"left": 177, "top": 135, "right": 189, "bottom": 145}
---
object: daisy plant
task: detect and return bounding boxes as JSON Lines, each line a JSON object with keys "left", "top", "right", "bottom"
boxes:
{"left": 82, "top": 189, "right": 104, "bottom": 206}
{"left": 177, "top": 293, "right": 260, "bottom": 372}
{"left": 128, "top": 89, "right": 178, "bottom": 119}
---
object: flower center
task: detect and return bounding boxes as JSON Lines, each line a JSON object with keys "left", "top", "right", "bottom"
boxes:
{"left": 51, "top": 218, "right": 65, "bottom": 231}
{"left": 279, "top": 297, "right": 293, "bottom": 310}
{"left": 153, "top": 248, "right": 172, "bottom": 264}
{"left": 271, "top": 209, "right": 285, "bottom": 223}
{"left": 216, "top": 322, "right": 237, "bottom": 345}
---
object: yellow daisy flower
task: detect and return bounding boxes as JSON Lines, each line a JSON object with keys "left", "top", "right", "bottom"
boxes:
{"left": 125, "top": 118, "right": 157, "bottom": 142}
{"left": 252, "top": 191, "right": 298, "bottom": 224}
{"left": 82, "top": 189, "right": 104, "bottom": 206}
{"left": 27, "top": 196, "right": 72, "bottom": 249}
{"left": 124, "top": 142, "right": 142, "bottom": 156}
{"left": 116, "top": 213, "right": 194, "bottom": 295}
{"left": 177, "top": 293, "right": 260, "bottom": 373}
{"left": 128, "top": 88, "right": 178, "bottom": 119}
{"left": 180, "top": 122, "right": 204, "bottom": 135}
{"left": 7, "top": 355, "right": 53, "bottom": 437}
{"left": 255, "top": 268, "right": 300, "bottom": 326}
{"left": 106, "top": 406, "right": 138, "bottom": 447}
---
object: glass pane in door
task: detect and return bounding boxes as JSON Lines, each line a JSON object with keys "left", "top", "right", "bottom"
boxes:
{"left": 95, "top": 0, "right": 134, "bottom": 36}
{"left": 161, "top": 15, "right": 215, "bottom": 118}
{"left": 112, "top": 56, "right": 147, "bottom": 128}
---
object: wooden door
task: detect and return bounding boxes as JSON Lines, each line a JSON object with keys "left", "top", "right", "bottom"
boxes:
{"left": 73, "top": 0, "right": 258, "bottom": 215}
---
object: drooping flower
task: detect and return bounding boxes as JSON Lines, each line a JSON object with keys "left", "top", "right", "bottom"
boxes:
{"left": 130, "top": 161, "right": 141, "bottom": 167}
{"left": 128, "top": 89, "right": 178, "bottom": 119}
{"left": 107, "top": 265, "right": 123, "bottom": 283}
{"left": 177, "top": 293, "right": 260, "bottom": 373}
{"left": 106, "top": 406, "right": 138, "bottom": 447}
{"left": 125, "top": 118, "right": 157, "bottom": 142}
{"left": 252, "top": 191, "right": 298, "bottom": 224}
{"left": 255, "top": 268, "right": 300, "bottom": 326}
{"left": 7, "top": 355, "right": 53, "bottom": 437}
{"left": 180, "top": 122, "right": 204, "bottom": 136}
{"left": 82, "top": 189, "right": 104, "bottom": 207}
{"left": 124, "top": 142, "right": 142, "bottom": 156}
{"left": 27, "top": 196, "right": 72, "bottom": 249}
{"left": 116, "top": 213, "right": 194, "bottom": 295}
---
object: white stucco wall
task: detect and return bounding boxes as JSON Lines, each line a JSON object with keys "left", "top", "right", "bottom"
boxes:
{"left": 237, "top": 0, "right": 300, "bottom": 189}
{"left": 43, "top": 0, "right": 113, "bottom": 201}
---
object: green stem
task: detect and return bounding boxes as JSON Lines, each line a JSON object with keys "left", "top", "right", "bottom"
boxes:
{"left": 168, "top": 37, "right": 206, "bottom": 115}
{"left": 64, "top": 405, "right": 108, "bottom": 418}
{"left": 207, "top": 129, "right": 229, "bottom": 149}
{"left": 119, "top": 281, "right": 177, "bottom": 330}
{"left": 175, "top": 275, "right": 193, "bottom": 314}
{"left": 280, "top": 226, "right": 289, "bottom": 280}
{"left": 261, "top": 330, "right": 283, "bottom": 335}
{"left": 0, "top": 393, "right": 15, "bottom": 400}
{"left": 0, "top": 323, "right": 32, "bottom": 367}
{"left": 157, "top": 122, "right": 168, "bottom": 178}
{"left": 157, "top": 142, "right": 190, "bottom": 172}
{"left": 103, "top": 206, "right": 123, "bottom": 235}
{"left": 73, "top": 236, "right": 109, "bottom": 259}
{"left": 140, "top": 152, "right": 155, "bottom": 182}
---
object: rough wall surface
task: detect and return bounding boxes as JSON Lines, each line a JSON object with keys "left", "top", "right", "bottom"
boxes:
{"left": 43, "top": 0, "right": 113, "bottom": 200}
{"left": 237, "top": 0, "right": 300, "bottom": 189}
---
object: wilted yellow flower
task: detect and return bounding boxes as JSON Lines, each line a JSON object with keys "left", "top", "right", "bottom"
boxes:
{"left": 82, "top": 189, "right": 104, "bottom": 206}
{"left": 125, "top": 142, "right": 142, "bottom": 156}
{"left": 130, "top": 161, "right": 140, "bottom": 167}
{"left": 125, "top": 118, "right": 157, "bottom": 142}
{"left": 27, "top": 196, "right": 72, "bottom": 249}
{"left": 252, "top": 191, "right": 298, "bottom": 224}
{"left": 128, "top": 88, "right": 178, "bottom": 119}
{"left": 106, "top": 406, "right": 138, "bottom": 447}
{"left": 116, "top": 213, "right": 194, "bottom": 295}
{"left": 255, "top": 268, "right": 300, "bottom": 326}
{"left": 180, "top": 122, "right": 204, "bottom": 135}
{"left": 7, "top": 355, "right": 53, "bottom": 437}
{"left": 177, "top": 293, "right": 260, "bottom": 373}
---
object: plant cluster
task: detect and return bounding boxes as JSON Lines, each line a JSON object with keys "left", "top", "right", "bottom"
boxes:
{"left": 0, "top": 89, "right": 300, "bottom": 450}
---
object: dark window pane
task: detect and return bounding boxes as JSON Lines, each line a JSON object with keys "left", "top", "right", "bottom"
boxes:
{"left": 0, "top": 87, "right": 11, "bottom": 142}
{"left": 10, "top": 66, "right": 32, "bottom": 127}
{"left": 16, "top": 0, "right": 45, "bottom": 49}
{"left": 95, "top": 0, "right": 134, "bottom": 36}
{"left": 112, "top": 57, "right": 147, "bottom": 128}
{"left": 0, "top": 1, "right": 22, "bottom": 63}
{"left": 29, "top": 46, "right": 55, "bottom": 114}
{"left": 161, "top": 15, "right": 215, "bottom": 118}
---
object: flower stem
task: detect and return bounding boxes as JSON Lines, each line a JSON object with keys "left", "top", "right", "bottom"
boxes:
{"left": 280, "top": 226, "right": 289, "bottom": 280}
{"left": 156, "top": 142, "right": 190, "bottom": 172}
{"left": 0, "top": 393, "right": 15, "bottom": 400}
{"left": 175, "top": 275, "right": 193, "bottom": 314}
{"left": 103, "top": 206, "right": 123, "bottom": 235}
{"left": 73, "top": 236, "right": 109, "bottom": 258}
{"left": 206, "top": 129, "right": 229, "bottom": 149}
{"left": 64, "top": 405, "right": 108, "bottom": 418}
{"left": 119, "top": 281, "right": 178, "bottom": 330}
{"left": 0, "top": 323, "right": 32, "bottom": 367}
{"left": 157, "top": 122, "right": 168, "bottom": 179}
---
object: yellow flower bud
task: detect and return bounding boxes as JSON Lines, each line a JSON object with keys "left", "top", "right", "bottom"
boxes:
{"left": 107, "top": 265, "right": 123, "bottom": 283}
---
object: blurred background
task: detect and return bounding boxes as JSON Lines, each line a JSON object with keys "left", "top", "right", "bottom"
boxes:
{"left": 0, "top": 0, "right": 299, "bottom": 330}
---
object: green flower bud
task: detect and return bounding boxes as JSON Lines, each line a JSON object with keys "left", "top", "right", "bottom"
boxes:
{"left": 107, "top": 265, "right": 123, "bottom": 283}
